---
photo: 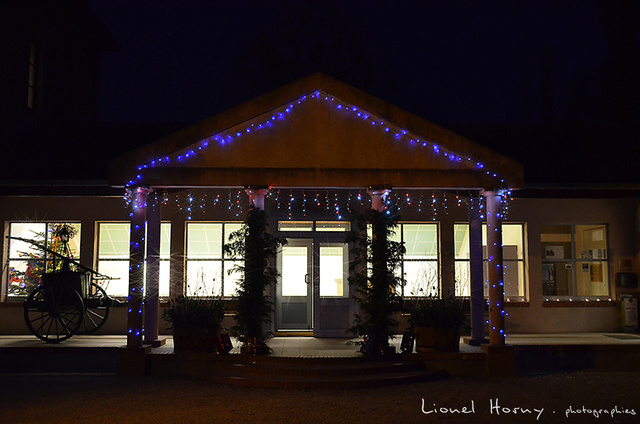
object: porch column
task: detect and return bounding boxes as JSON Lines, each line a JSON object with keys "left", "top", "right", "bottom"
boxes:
{"left": 484, "top": 190, "right": 505, "bottom": 346}
{"left": 368, "top": 188, "right": 389, "bottom": 213}
{"left": 468, "top": 195, "right": 486, "bottom": 344}
{"left": 144, "top": 191, "right": 161, "bottom": 345}
{"left": 245, "top": 187, "right": 269, "bottom": 210}
{"left": 128, "top": 187, "right": 150, "bottom": 348}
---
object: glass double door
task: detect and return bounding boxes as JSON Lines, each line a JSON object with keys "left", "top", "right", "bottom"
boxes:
{"left": 275, "top": 238, "right": 349, "bottom": 333}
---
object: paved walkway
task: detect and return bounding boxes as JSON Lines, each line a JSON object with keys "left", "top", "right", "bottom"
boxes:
{"left": 1, "top": 332, "right": 639, "bottom": 355}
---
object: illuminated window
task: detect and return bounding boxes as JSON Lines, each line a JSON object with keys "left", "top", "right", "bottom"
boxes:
{"left": 185, "top": 222, "right": 242, "bottom": 297}
{"left": 96, "top": 222, "right": 171, "bottom": 297}
{"left": 394, "top": 223, "right": 440, "bottom": 297}
{"left": 454, "top": 223, "right": 526, "bottom": 300}
{"left": 6, "top": 222, "right": 81, "bottom": 297}
{"left": 541, "top": 225, "right": 609, "bottom": 299}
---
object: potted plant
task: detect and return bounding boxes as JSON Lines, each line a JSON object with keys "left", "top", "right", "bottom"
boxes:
{"left": 162, "top": 294, "right": 225, "bottom": 353}
{"left": 224, "top": 207, "right": 286, "bottom": 355}
{"left": 348, "top": 207, "right": 405, "bottom": 358}
{"left": 410, "top": 295, "right": 465, "bottom": 352}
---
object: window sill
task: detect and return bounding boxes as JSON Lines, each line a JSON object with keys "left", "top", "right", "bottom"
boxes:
{"left": 543, "top": 299, "right": 617, "bottom": 308}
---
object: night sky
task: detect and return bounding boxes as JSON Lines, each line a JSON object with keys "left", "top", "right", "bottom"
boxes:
{"left": 83, "top": 1, "right": 640, "bottom": 185}
{"left": 89, "top": 0, "right": 608, "bottom": 126}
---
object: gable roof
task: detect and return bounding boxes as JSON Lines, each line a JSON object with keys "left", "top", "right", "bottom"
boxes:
{"left": 109, "top": 72, "right": 523, "bottom": 190}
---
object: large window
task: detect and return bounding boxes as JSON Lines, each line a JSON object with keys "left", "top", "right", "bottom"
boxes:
{"left": 541, "top": 225, "right": 609, "bottom": 298}
{"left": 96, "top": 222, "right": 171, "bottom": 297}
{"left": 6, "top": 222, "right": 81, "bottom": 297}
{"left": 185, "top": 222, "right": 242, "bottom": 297}
{"left": 454, "top": 223, "right": 526, "bottom": 300}
{"left": 393, "top": 223, "right": 439, "bottom": 297}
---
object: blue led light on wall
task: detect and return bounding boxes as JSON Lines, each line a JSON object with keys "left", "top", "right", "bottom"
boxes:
{"left": 127, "top": 90, "right": 510, "bottom": 188}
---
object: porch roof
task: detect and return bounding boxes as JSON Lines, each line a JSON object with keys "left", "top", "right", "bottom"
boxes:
{"left": 109, "top": 73, "right": 523, "bottom": 190}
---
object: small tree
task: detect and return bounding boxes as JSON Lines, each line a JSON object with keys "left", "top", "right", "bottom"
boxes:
{"left": 224, "top": 207, "right": 286, "bottom": 354}
{"left": 348, "top": 208, "right": 405, "bottom": 357}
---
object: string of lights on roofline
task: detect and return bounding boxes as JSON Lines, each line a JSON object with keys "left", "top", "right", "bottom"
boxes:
{"left": 126, "top": 90, "right": 511, "bottom": 188}
{"left": 123, "top": 187, "right": 512, "bottom": 222}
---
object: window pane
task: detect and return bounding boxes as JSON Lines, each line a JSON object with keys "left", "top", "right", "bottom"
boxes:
{"left": 575, "top": 225, "right": 607, "bottom": 260}
{"left": 99, "top": 223, "right": 130, "bottom": 259}
{"left": 403, "top": 261, "right": 438, "bottom": 297}
{"left": 454, "top": 224, "right": 470, "bottom": 259}
{"left": 159, "top": 260, "right": 170, "bottom": 297}
{"left": 47, "top": 223, "right": 81, "bottom": 259}
{"left": 223, "top": 223, "right": 243, "bottom": 259}
{"left": 160, "top": 223, "right": 171, "bottom": 259}
{"left": 316, "top": 221, "right": 350, "bottom": 232}
{"left": 502, "top": 224, "right": 523, "bottom": 260}
{"left": 98, "top": 261, "right": 130, "bottom": 297}
{"left": 455, "top": 261, "right": 470, "bottom": 297}
{"left": 186, "top": 260, "right": 222, "bottom": 296}
{"left": 403, "top": 224, "right": 438, "bottom": 260}
{"left": 281, "top": 246, "right": 308, "bottom": 296}
{"left": 9, "top": 223, "right": 46, "bottom": 258}
{"left": 223, "top": 260, "right": 242, "bottom": 297}
{"left": 187, "top": 223, "right": 222, "bottom": 259}
{"left": 576, "top": 261, "right": 609, "bottom": 296}
{"left": 504, "top": 260, "right": 525, "bottom": 297}
{"left": 320, "top": 245, "right": 347, "bottom": 297}
{"left": 278, "top": 221, "right": 313, "bottom": 232}
{"left": 541, "top": 225, "right": 572, "bottom": 259}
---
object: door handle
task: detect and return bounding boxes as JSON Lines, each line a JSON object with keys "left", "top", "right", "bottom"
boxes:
{"left": 305, "top": 274, "right": 310, "bottom": 284}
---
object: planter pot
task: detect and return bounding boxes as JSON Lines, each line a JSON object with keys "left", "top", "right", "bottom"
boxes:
{"left": 414, "top": 326, "right": 460, "bottom": 352}
{"left": 172, "top": 327, "right": 219, "bottom": 353}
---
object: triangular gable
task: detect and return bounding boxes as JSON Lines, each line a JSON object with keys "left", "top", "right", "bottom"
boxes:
{"left": 109, "top": 73, "right": 523, "bottom": 190}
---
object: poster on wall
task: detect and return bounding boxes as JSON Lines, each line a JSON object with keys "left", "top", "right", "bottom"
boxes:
{"left": 542, "top": 263, "right": 556, "bottom": 282}
{"left": 545, "top": 246, "right": 564, "bottom": 259}
{"left": 590, "top": 263, "right": 604, "bottom": 283}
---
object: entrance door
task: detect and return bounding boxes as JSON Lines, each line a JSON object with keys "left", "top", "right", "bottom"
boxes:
{"left": 276, "top": 239, "right": 313, "bottom": 330}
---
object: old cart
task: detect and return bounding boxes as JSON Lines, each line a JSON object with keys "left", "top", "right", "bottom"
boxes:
{"left": 8, "top": 235, "right": 120, "bottom": 343}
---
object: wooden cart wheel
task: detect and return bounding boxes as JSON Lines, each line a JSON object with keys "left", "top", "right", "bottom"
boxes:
{"left": 78, "top": 282, "right": 111, "bottom": 334}
{"left": 24, "top": 284, "right": 84, "bottom": 343}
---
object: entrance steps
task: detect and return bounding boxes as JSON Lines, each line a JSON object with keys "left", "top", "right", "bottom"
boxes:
{"left": 149, "top": 353, "right": 449, "bottom": 388}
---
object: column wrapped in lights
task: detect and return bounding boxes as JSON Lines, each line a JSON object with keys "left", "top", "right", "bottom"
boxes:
{"left": 128, "top": 187, "right": 150, "bottom": 348}
{"left": 468, "top": 195, "right": 485, "bottom": 343}
{"left": 485, "top": 190, "right": 506, "bottom": 346}
{"left": 144, "top": 191, "right": 161, "bottom": 345}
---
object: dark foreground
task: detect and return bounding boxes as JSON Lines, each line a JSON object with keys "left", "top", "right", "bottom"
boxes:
{"left": 1, "top": 371, "right": 638, "bottom": 424}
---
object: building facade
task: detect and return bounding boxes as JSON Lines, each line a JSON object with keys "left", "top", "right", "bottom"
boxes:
{"left": 1, "top": 74, "right": 638, "bottom": 342}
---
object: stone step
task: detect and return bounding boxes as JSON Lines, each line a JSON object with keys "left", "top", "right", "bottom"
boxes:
{"left": 202, "top": 365, "right": 448, "bottom": 389}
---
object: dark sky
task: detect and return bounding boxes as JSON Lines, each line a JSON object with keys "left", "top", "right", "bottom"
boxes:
{"left": 88, "top": 0, "right": 609, "bottom": 126}
{"left": 85, "top": 0, "right": 640, "bottom": 186}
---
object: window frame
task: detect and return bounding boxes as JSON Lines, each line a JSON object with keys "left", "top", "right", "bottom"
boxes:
{"left": 453, "top": 222, "right": 528, "bottom": 301}
{"left": 395, "top": 222, "right": 440, "bottom": 298}
{"left": 95, "top": 221, "right": 171, "bottom": 298}
{"left": 540, "top": 224, "right": 610, "bottom": 301}
{"left": 6, "top": 222, "right": 81, "bottom": 298}
{"left": 185, "top": 221, "right": 243, "bottom": 298}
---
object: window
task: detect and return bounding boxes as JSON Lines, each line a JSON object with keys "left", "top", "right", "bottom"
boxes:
{"left": 96, "top": 222, "right": 171, "bottom": 297}
{"left": 541, "top": 225, "right": 609, "bottom": 298}
{"left": 454, "top": 223, "right": 526, "bottom": 300}
{"left": 393, "top": 223, "right": 439, "bottom": 297}
{"left": 319, "top": 244, "right": 349, "bottom": 297}
{"left": 185, "top": 222, "right": 242, "bottom": 297}
{"left": 6, "top": 222, "right": 81, "bottom": 297}
{"left": 277, "top": 221, "right": 351, "bottom": 232}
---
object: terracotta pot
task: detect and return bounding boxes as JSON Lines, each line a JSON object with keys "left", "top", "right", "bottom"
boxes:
{"left": 172, "top": 327, "right": 218, "bottom": 353}
{"left": 414, "top": 326, "right": 460, "bottom": 352}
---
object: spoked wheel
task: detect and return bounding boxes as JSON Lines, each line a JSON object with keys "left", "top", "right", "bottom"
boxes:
{"left": 24, "top": 284, "right": 84, "bottom": 343}
{"left": 78, "top": 283, "right": 110, "bottom": 334}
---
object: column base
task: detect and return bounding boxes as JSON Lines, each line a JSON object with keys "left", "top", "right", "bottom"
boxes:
{"left": 482, "top": 344, "right": 516, "bottom": 377}
{"left": 117, "top": 346, "right": 151, "bottom": 377}
{"left": 463, "top": 336, "right": 489, "bottom": 346}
